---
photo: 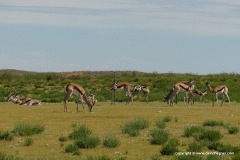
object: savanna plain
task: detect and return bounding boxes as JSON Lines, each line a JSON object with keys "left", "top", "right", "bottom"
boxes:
{"left": 0, "top": 101, "right": 240, "bottom": 160}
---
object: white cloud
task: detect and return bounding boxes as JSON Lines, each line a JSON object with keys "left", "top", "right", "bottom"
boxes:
{"left": 0, "top": 0, "right": 240, "bottom": 37}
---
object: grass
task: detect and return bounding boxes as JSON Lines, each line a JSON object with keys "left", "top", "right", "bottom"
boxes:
{"left": 12, "top": 123, "right": 44, "bottom": 136}
{"left": 0, "top": 102, "right": 240, "bottom": 160}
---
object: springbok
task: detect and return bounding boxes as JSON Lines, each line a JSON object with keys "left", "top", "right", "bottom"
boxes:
{"left": 75, "top": 93, "right": 97, "bottom": 109}
{"left": 165, "top": 81, "right": 195, "bottom": 106}
{"left": 7, "top": 94, "right": 41, "bottom": 106}
{"left": 128, "top": 85, "right": 150, "bottom": 103}
{"left": 205, "top": 82, "right": 230, "bottom": 106}
{"left": 110, "top": 82, "right": 132, "bottom": 105}
{"left": 64, "top": 83, "right": 95, "bottom": 112}
{"left": 188, "top": 89, "right": 207, "bottom": 105}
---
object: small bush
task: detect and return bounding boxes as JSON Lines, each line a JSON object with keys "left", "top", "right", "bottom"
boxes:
{"left": 75, "top": 136, "right": 100, "bottom": 148}
{"left": 12, "top": 123, "right": 44, "bottom": 136}
{"left": 232, "top": 154, "right": 240, "bottom": 160}
{"left": 161, "top": 144, "right": 179, "bottom": 155}
{"left": 122, "top": 118, "right": 149, "bottom": 137}
{"left": 24, "top": 137, "right": 33, "bottom": 146}
{"left": 217, "top": 144, "right": 240, "bottom": 153}
{"left": 162, "top": 116, "right": 172, "bottom": 122}
{"left": 227, "top": 126, "right": 239, "bottom": 134}
{"left": 150, "top": 129, "right": 169, "bottom": 145}
{"left": 203, "top": 120, "right": 224, "bottom": 127}
{"left": 174, "top": 117, "right": 179, "bottom": 122}
{"left": 103, "top": 135, "right": 120, "bottom": 148}
{"left": 187, "top": 141, "right": 203, "bottom": 152}
{"left": 69, "top": 125, "right": 92, "bottom": 140}
{"left": 156, "top": 119, "right": 166, "bottom": 129}
{"left": 59, "top": 135, "right": 68, "bottom": 142}
{"left": 0, "top": 130, "right": 14, "bottom": 141}
{"left": 183, "top": 126, "right": 205, "bottom": 138}
{"left": 168, "top": 138, "right": 180, "bottom": 147}
{"left": 207, "top": 141, "right": 222, "bottom": 150}
{"left": 65, "top": 144, "right": 78, "bottom": 153}
{"left": 199, "top": 129, "right": 222, "bottom": 142}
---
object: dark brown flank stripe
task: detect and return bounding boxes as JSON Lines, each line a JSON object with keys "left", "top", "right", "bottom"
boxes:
{"left": 179, "top": 84, "right": 189, "bottom": 91}
{"left": 216, "top": 87, "right": 225, "bottom": 92}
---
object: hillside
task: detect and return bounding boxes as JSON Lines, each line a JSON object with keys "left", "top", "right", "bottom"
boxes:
{"left": 0, "top": 69, "right": 239, "bottom": 103}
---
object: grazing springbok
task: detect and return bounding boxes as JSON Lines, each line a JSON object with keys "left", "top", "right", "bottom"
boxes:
{"left": 128, "top": 85, "right": 150, "bottom": 104}
{"left": 205, "top": 82, "right": 230, "bottom": 106}
{"left": 165, "top": 81, "right": 195, "bottom": 106}
{"left": 110, "top": 82, "right": 132, "bottom": 105}
{"left": 64, "top": 83, "right": 95, "bottom": 112}
{"left": 188, "top": 89, "right": 207, "bottom": 105}
{"left": 7, "top": 93, "right": 41, "bottom": 106}
{"left": 75, "top": 93, "right": 97, "bottom": 109}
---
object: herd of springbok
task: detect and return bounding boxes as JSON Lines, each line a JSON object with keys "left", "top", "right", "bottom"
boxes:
{"left": 7, "top": 80, "right": 231, "bottom": 112}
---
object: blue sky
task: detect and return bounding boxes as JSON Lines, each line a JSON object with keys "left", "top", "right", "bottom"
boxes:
{"left": 0, "top": 0, "right": 240, "bottom": 74}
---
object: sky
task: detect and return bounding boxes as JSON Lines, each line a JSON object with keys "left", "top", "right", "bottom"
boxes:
{"left": 0, "top": 0, "right": 240, "bottom": 74}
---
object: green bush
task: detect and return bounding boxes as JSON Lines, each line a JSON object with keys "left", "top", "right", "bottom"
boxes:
{"left": 183, "top": 126, "right": 205, "bottom": 138}
{"left": 0, "top": 130, "right": 14, "bottom": 141}
{"left": 122, "top": 118, "right": 150, "bottom": 137}
{"left": 156, "top": 119, "right": 166, "bottom": 129}
{"left": 198, "top": 129, "right": 222, "bottom": 142}
{"left": 12, "top": 123, "right": 44, "bottom": 136}
{"left": 187, "top": 141, "right": 203, "bottom": 152}
{"left": 162, "top": 116, "right": 172, "bottom": 123}
{"left": 69, "top": 125, "right": 92, "bottom": 140}
{"left": 227, "top": 126, "right": 239, "bottom": 134}
{"left": 161, "top": 144, "right": 178, "bottom": 155}
{"left": 75, "top": 136, "right": 100, "bottom": 148}
{"left": 150, "top": 129, "right": 169, "bottom": 145}
{"left": 202, "top": 120, "right": 224, "bottom": 127}
{"left": 103, "top": 135, "right": 120, "bottom": 148}
{"left": 24, "top": 138, "right": 34, "bottom": 146}
{"left": 65, "top": 144, "right": 79, "bottom": 153}
{"left": 59, "top": 135, "right": 68, "bottom": 142}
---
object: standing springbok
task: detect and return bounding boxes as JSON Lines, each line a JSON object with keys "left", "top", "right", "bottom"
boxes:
{"left": 205, "top": 82, "right": 230, "bottom": 106}
{"left": 128, "top": 85, "right": 150, "bottom": 104}
{"left": 188, "top": 89, "right": 207, "bottom": 105}
{"left": 110, "top": 82, "right": 132, "bottom": 105}
{"left": 64, "top": 83, "right": 95, "bottom": 112}
{"left": 7, "top": 94, "right": 41, "bottom": 106}
{"left": 165, "top": 81, "right": 195, "bottom": 106}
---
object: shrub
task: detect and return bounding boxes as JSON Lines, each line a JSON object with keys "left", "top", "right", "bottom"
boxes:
{"left": 75, "top": 136, "right": 100, "bottom": 148}
{"left": 156, "top": 119, "right": 166, "bottom": 129}
{"left": 187, "top": 141, "right": 203, "bottom": 152}
{"left": 150, "top": 129, "right": 169, "bottom": 145}
{"left": 122, "top": 118, "right": 150, "bottom": 137}
{"left": 65, "top": 144, "right": 79, "bottom": 153}
{"left": 0, "top": 130, "right": 14, "bottom": 141}
{"left": 227, "top": 126, "right": 239, "bottom": 134}
{"left": 162, "top": 116, "right": 172, "bottom": 123}
{"left": 168, "top": 138, "right": 180, "bottom": 147}
{"left": 24, "top": 138, "right": 34, "bottom": 146}
{"left": 232, "top": 154, "right": 240, "bottom": 160}
{"left": 161, "top": 144, "right": 179, "bottom": 155}
{"left": 199, "top": 129, "right": 222, "bottom": 142}
{"left": 69, "top": 125, "right": 92, "bottom": 140}
{"left": 183, "top": 126, "right": 205, "bottom": 138}
{"left": 207, "top": 141, "right": 222, "bottom": 150}
{"left": 12, "top": 123, "right": 44, "bottom": 136}
{"left": 103, "top": 135, "right": 120, "bottom": 148}
{"left": 59, "top": 135, "right": 68, "bottom": 142}
{"left": 202, "top": 120, "right": 224, "bottom": 127}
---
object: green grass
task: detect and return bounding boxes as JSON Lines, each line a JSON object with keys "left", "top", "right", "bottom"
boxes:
{"left": 0, "top": 102, "right": 240, "bottom": 160}
{"left": 103, "top": 135, "right": 120, "bottom": 148}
